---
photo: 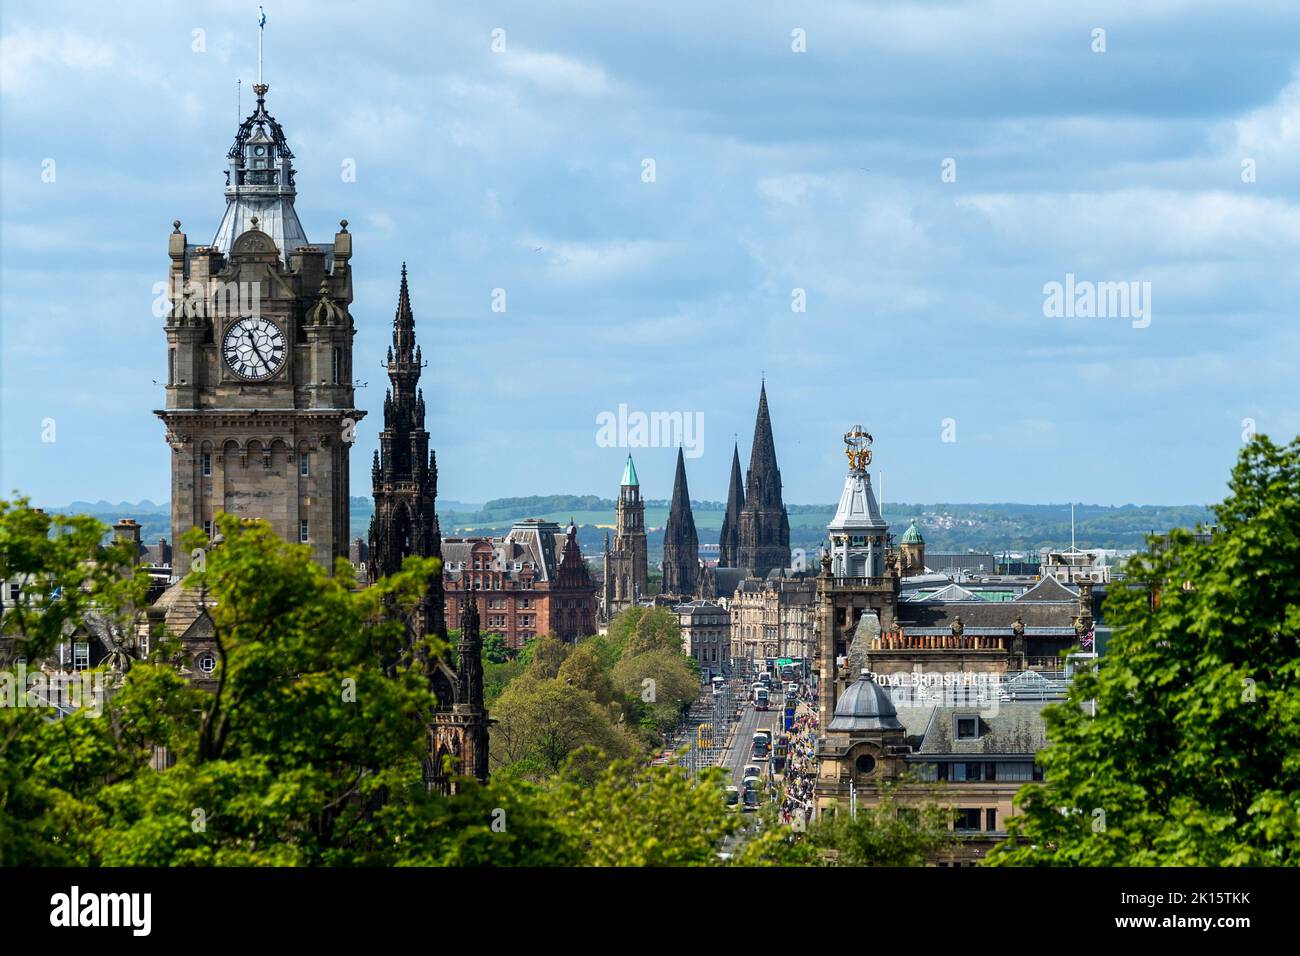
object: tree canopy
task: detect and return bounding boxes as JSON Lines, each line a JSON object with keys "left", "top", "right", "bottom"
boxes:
{"left": 987, "top": 435, "right": 1300, "bottom": 866}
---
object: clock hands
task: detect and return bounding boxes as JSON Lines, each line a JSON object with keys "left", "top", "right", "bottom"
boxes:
{"left": 244, "top": 329, "right": 269, "bottom": 369}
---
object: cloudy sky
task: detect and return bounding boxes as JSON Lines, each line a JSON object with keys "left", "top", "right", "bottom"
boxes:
{"left": 3, "top": 0, "right": 1299, "bottom": 509}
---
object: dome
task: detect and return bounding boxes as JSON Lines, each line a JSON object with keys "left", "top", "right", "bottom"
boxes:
{"left": 828, "top": 669, "right": 904, "bottom": 732}
{"left": 901, "top": 520, "right": 924, "bottom": 545}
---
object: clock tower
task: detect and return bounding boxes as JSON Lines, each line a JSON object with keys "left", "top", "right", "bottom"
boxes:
{"left": 157, "top": 83, "right": 363, "bottom": 574}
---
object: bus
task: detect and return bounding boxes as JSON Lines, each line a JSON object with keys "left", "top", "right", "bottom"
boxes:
{"left": 772, "top": 734, "right": 789, "bottom": 773}
{"left": 750, "top": 732, "right": 770, "bottom": 761}
{"left": 754, "top": 687, "right": 770, "bottom": 711}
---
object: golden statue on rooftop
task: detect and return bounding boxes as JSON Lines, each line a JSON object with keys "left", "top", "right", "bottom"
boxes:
{"left": 844, "top": 424, "right": 873, "bottom": 471}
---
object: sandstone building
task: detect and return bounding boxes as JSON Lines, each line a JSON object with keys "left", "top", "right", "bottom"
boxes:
{"left": 155, "top": 84, "right": 361, "bottom": 576}
{"left": 445, "top": 519, "right": 597, "bottom": 647}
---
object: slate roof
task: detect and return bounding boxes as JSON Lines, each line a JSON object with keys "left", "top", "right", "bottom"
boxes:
{"left": 916, "top": 701, "right": 1049, "bottom": 755}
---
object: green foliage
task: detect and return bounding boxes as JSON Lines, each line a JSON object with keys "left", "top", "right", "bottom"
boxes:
{"left": 490, "top": 675, "right": 639, "bottom": 779}
{"left": 612, "top": 648, "right": 698, "bottom": 734}
{"left": 987, "top": 436, "right": 1300, "bottom": 866}
{"left": 550, "top": 752, "right": 737, "bottom": 865}
{"left": 525, "top": 634, "right": 569, "bottom": 680}
{"left": 733, "top": 784, "right": 954, "bottom": 867}
{"left": 0, "top": 496, "right": 149, "bottom": 663}
{"left": 608, "top": 605, "right": 683, "bottom": 659}
{"left": 1, "top": 511, "right": 454, "bottom": 866}
{"left": 482, "top": 632, "right": 512, "bottom": 664}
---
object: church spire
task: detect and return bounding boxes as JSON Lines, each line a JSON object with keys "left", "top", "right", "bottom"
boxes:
{"left": 719, "top": 441, "right": 744, "bottom": 568}
{"left": 747, "top": 381, "right": 781, "bottom": 509}
{"left": 737, "top": 381, "right": 790, "bottom": 577}
{"left": 663, "top": 447, "right": 699, "bottom": 597}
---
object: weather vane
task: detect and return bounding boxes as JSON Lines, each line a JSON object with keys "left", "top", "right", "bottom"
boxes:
{"left": 844, "top": 424, "right": 873, "bottom": 471}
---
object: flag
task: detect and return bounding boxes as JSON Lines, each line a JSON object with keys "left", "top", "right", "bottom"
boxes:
{"left": 259, "top": 6, "right": 266, "bottom": 28}
{"left": 1080, "top": 626, "right": 1094, "bottom": 650}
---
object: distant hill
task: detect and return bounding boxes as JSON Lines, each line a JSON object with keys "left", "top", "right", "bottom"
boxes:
{"left": 45, "top": 496, "right": 1215, "bottom": 561}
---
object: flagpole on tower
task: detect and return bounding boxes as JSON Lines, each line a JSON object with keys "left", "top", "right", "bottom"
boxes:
{"left": 258, "top": 6, "right": 266, "bottom": 86}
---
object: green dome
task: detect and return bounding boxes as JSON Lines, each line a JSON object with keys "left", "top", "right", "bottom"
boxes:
{"left": 901, "top": 520, "right": 924, "bottom": 545}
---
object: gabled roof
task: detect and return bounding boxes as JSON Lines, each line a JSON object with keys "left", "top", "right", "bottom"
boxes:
{"left": 915, "top": 583, "right": 980, "bottom": 603}
{"left": 1015, "top": 576, "right": 1078, "bottom": 603}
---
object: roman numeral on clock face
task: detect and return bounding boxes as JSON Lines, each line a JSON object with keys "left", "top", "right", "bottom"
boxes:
{"left": 223, "top": 317, "right": 287, "bottom": 380}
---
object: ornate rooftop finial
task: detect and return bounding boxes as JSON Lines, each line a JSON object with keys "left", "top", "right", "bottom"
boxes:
{"left": 844, "top": 424, "right": 873, "bottom": 472}
{"left": 172, "top": 219, "right": 181, "bottom": 233}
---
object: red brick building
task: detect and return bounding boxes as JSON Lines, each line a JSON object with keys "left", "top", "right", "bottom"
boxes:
{"left": 443, "top": 519, "right": 597, "bottom": 647}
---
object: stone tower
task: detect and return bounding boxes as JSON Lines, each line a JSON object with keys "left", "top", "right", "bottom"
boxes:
{"left": 603, "top": 455, "right": 648, "bottom": 617}
{"left": 737, "top": 382, "right": 791, "bottom": 577}
{"left": 718, "top": 443, "right": 744, "bottom": 568}
{"left": 426, "top": 586, "right": 490, "bottom": 794}
{"left": 662, "top": 447, "right": 699, "bottom": 598}
{"left": 899, "top": 520, "right": 926, "bottom": 576}
{"left": 157, "top": 84, "right": 362, "bottom": 574}
{"left": 367, "top": 265, "right": 444, "bottom": 643}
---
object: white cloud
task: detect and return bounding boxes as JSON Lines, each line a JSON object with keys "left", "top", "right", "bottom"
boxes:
{"left": 0, "top": 29, "right": 115, "bottom": 94}
{"left": 495, "top": 48, "right": 611, "bottom": 95}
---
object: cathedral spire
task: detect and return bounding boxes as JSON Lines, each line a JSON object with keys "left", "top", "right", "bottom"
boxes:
{"left": 737, "top": 381, "right": 790, "bottom": 577}
{"left": 747, "top": 381, "right": 780, "bottom": 508}
{"left": 719, "top": 442, "right": 744, "bottom": 567}
{"left": 663, "top": 447, "right": 699, "bottom": 597}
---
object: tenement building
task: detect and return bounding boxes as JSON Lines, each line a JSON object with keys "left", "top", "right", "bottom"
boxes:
{"left": 155, "top": 83, "right": 362, "bottom": 576}
{"left": 729, "top": 575, "right": 816, "bottom": 667}
{"left": 602, "top": 455, "right": 649, "bottom": 616}
{"left": 445, "top": 519, "right": 597, "bottom": 647}
{"left": 673, "top": 599, "right": 731, "bottom": 678}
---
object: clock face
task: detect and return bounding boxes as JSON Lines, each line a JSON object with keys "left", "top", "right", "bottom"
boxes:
{"left": 223, "top": 318, "right": 286, "bottom": 381}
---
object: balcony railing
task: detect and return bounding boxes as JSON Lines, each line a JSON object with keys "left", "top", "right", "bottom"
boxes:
{"left": 832, "top": 576, "right": 890, "bottom": 588}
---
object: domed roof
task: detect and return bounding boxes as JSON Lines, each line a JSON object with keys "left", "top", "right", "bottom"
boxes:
{"left": 901, "top": 520, "right": 924, "bottom": 545}
{"left": 828, "top": 669, "right": 904, "bottom": 732}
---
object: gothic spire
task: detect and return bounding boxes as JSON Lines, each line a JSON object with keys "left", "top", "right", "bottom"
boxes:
{"left": 393, "top": 262, "right": 415, "bottom": 361}
{"left": 719, "top": 441, "right": 744, "bottom": 567}
{"left": 747, "top": 381, "right": 781, "bottom": 508}
{"left": 663, "top": 447, "right": 699, "bottom": 596}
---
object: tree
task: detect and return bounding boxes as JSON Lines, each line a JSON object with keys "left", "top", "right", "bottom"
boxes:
{"left": 612, "top": 648, "right": 699, "bottom": 733}
{"left": 733, "top": 785, "right": 954, "bottom": 867}
{"left": 0, "top": 498, "right": 149, "bottom": 865}
{"left": 490, "top": 675, "right": 638, "bottom": 778}
{"left": 549, "top": 752, "right": 737, "bottom": 865}
{"left": 557, "top": 641, "right": 617, "bottom": 707}
{"left": 525, "top": 634, "right": 569, "bottom": 680}
{"left": 2, "top": 509, "right": 451, "bottom": 866}
{"left": 987, "top": 435, "right": 1300, "bottom": 866}
{"left": 482, "top": 632, "right": 512, "bottom": 664}
{"left": 609, "top": 606, "right": 683, "bottom": 659}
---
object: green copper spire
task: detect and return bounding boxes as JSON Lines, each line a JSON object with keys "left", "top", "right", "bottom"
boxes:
{"left": 620, "top": 454, "right": 639, "bottom": 487}
{"left": 901, "top": 520, "right": 924, "bottom": 545}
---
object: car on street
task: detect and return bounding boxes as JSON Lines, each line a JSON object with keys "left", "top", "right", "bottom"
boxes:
{"left": 724, "top": 786, "right": 740, "bottom": 810}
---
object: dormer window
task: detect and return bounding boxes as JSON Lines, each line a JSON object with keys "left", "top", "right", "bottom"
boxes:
{"left": 956, "top": 716, "right": 979, "bottom": 740}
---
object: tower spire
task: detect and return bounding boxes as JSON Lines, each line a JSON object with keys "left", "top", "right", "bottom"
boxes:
{"left": 663, "top": 447, "right": 699, "bottom": 597}
{"left": 719, "top": 441, "right": 744, "bottom": 567}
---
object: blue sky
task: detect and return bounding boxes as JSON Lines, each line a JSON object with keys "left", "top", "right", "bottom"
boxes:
{"left": 3, "top": 0, "right": 1299, "bottom": 509}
